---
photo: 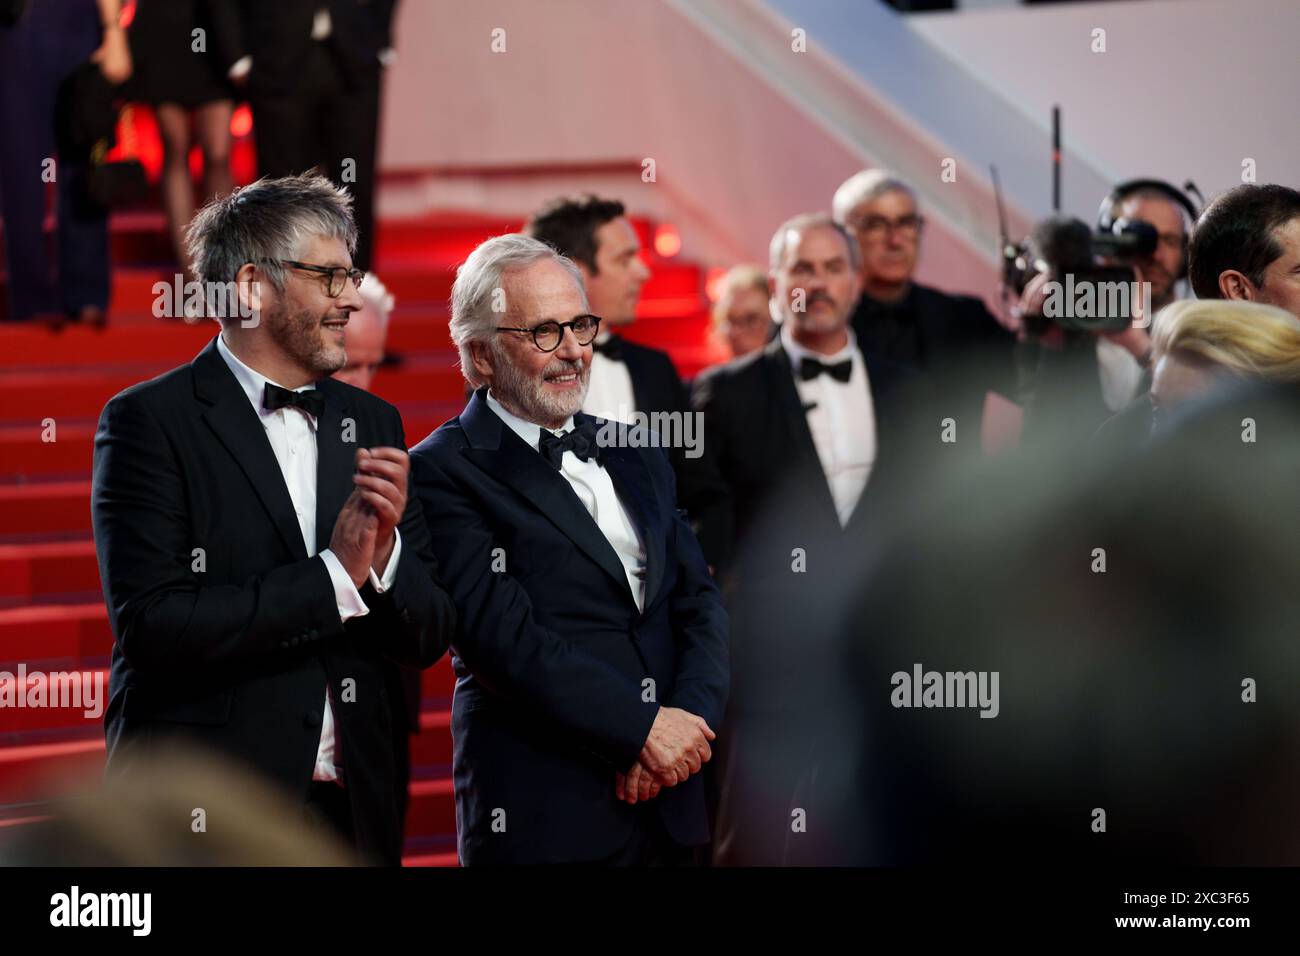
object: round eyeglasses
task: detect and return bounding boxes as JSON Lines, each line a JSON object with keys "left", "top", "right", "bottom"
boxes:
{"left": 494, "top": 314, "right": 602, "bottom": 352}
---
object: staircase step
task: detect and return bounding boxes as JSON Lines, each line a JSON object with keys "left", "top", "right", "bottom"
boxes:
{"left": 411, "top": 707, "right": 453, "bottom": 768}
{"left": 0, "top": 540, "right": 101, "bottom": 600}
{"left": 403, "top": 776, "right": 456, "bottom": 839}
{"left": 401, "top": 850, "right": 460, "bottom": 867}
{"left": 0, "top": 602, "right": 109, "bottom": 666}
{"left": 0, "top": 482, "right": 92, "bottom": 536}
{"left": 0, "top": 737, "right": 104, "bottom": 801}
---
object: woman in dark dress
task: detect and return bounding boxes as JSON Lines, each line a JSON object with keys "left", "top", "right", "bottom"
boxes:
{"left": 127, "top": 0, "right": 240, "bottom": 280}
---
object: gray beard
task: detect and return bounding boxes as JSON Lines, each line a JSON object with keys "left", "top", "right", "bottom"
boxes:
{"left": 489, "top": 342, "right": 588, "bottom": 425}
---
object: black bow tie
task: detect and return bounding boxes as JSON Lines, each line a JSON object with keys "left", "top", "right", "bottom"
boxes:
{"left": 538, "top": 420, "right": 600, "bottom": 470}
{"left": 263, "top": 381, "right": 324, "bottom": 418}
{"left": 592, "top": 335, "right": 625, "bottom": 360}
{"left": 798, "top": 356, "right": 853, "bottom": 383}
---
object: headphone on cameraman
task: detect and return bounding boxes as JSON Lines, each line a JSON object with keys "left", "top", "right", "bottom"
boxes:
{"left": 1096, "top": 178, "right": 1202, "bottom": 279}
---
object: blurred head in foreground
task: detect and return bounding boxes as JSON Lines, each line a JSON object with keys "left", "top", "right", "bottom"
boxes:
{"left": 0, "top": 745, "right": 355, "bottom": 866}
{"left": 726, "top": 380, "right": 1300, "bottom": 865}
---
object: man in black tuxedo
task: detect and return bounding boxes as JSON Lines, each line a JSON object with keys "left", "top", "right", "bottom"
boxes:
{"left": 409, "top": 234, "right": 729, "bottom": 865}
{"left": 91, "top": 174, "right": 455, "bottom": 865}
{"left": 525, "top": 195, "right": 730, "bottom": 565}
{"left": 216, "top": 0, "right": 398, "bottom": 271}
{"left": 692, "top": 212, "right": 915, "bottom": 865}
{"left": 832, "top": 169, "right": 1018, "bottom": 439}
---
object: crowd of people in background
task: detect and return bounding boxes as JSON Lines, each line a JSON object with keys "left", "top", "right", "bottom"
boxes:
{"left": 8, "top": 1, "right": 1300, "bottom": 869}
{"left": 0, "top": 0, "right": 392, "bottom": 325}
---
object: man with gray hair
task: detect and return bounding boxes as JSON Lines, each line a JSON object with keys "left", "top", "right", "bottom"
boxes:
{"left": 92, "top": 173, "right": 456, "bottom": 865}
{"left": 833, "top": 168, "right": 1016, "bottom": 437}
{"left": 408, "top": 234, "right": 729, "bottom": 865}
{"left": 692, "top": 212, "right": 914, "bottom": 864}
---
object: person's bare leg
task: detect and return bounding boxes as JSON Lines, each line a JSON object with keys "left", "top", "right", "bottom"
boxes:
{"left": 194, "top": 100, "right": 234, "bottom": 203}
{"left": 156, "top": 103, "right": 196, "bottom": 282}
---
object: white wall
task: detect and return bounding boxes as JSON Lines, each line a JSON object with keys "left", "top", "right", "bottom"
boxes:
{"left": 378, "top": 0, "right": 1009, "bottom": 308}
{"left": 910, "top": 0, "right": 1300, "bottom": 210}
{"left": 376, "top": 0, "right": 1298, "bottom": 309}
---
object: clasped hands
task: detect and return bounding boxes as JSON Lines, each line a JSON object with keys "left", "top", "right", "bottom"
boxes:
{"left": 615, "top": 706, "right": 715, "bottom": 804}
{"left": 329, "top": 447, "right": 408, "bottom": 587}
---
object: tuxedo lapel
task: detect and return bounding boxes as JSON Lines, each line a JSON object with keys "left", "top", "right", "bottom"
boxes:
{"left": 192, "top": 338, "right": 308, "bottom": 561}
{"left": 762, "top": 340, "right": 839, "bottom": 526}
{"left": 313, "top": 378, "right": 356, "bottom": 551}
{"left": 764, "top": 339, "right": 819, "bottom": 464}
{"left": 459, "top": 392, "right": 637, "bottom": 607}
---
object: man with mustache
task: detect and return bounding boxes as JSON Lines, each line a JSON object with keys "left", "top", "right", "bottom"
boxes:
{"left": 691, "top": 213, "right": 915, "bottom": 864}
{"left": 408, "top": 234, "right": 729, "bottom": 865}
{"left": 92, "top": 173, "right": 456, "bottom": 865}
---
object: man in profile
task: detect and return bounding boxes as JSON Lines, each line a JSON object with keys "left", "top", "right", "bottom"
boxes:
{"left": 1189, "top": 183, "right": 1300, "bottom": 320}
{"left": 92, "top": 174, "right": 456, "bottom": 865}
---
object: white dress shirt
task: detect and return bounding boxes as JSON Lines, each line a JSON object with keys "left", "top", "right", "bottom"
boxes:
{"left": 780, "top": 323, "right": 877, "bottom": 527}
{"left": 1095, "top": 337, "right": 1145, "bottom": 412}
{"left": 486, "top": 391, "right": 647, "bottom": 611}
{"left": 216, "top": 333, "right": 402, "bottom": 784}
{"left": 583, "top": 332, "right": 638, "bottom": 425}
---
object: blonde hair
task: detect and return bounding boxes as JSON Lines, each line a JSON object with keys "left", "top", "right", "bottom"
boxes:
{"left": 1152, "top": 299, "right": 1300, "bottom": 383}
{"left": 711, "top": 264, "right": 768, "bottom": 328}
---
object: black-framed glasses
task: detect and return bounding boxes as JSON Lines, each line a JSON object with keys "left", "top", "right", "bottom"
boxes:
{"left": 262, "top": 259, "right": 365, "bottom": 297}
{"left": 847, "top": 214, "right": 924, "bottom": 240}
{"left": 495, "top": 314, "right": 602, "bottom": 352}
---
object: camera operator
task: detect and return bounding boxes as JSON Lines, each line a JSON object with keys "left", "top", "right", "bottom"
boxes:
{"left": 1082, "top": 181, "right": 1201, "bottom": 413}
{"left": 1013, "top": 216, "right": 1154, "bottom": 444}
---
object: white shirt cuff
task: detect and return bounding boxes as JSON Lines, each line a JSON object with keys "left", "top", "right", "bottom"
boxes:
{"left": 320, "top": 549, "right": 370, "bottom": 623}
{"left": 368, "top": 529, "right": 401, "bottom": 593}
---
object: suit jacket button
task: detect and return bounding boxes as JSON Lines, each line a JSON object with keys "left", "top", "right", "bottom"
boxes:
{"left": 279, "top": 641, "right": 289, "bottom": 649}
{"left": 307, "top": 628, "right": 319, "bottom": 640}
{"left": 400, "top": 609, "right": 413, "bottom": 624}
{"left": 304, "top": 710, "right": 322, "bottom": 729}
{"left": 289, "top": 636, "right": 300, "bottom": 647}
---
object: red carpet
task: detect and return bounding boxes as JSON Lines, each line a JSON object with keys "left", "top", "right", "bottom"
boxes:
{"left": 0, "top": 210, "right": 723, "bottom": 865}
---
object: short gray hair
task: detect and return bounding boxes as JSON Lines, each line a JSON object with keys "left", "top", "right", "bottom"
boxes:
{"left": 769, "top": 212, "right": 861, "bottom": 273}
{"left": 185, "top": 173, "right": 357, "bottom": 314}
{"left": 357, "top": 272, "right": 395, "bottom": 328}
{"left": 449, "top": 233, "right": 588, "bottom": 387}
{"left": 831, "top": 169, "right": 918, "bottom": 226}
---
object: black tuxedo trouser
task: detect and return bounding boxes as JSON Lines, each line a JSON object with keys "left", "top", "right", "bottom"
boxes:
{"left": 304, "top": 780, "right": 355, "bottom": 851}
{"left": 583, "top": 805, "right": 696, "bottom": 867}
